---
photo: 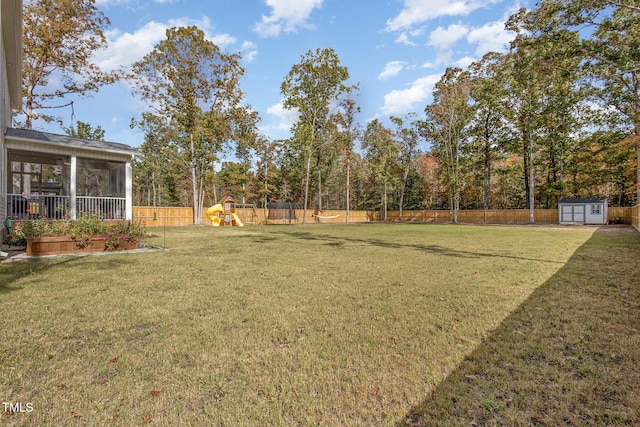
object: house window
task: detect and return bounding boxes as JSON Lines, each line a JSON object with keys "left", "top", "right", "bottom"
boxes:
{"left": 591, "top": 204, "right": 601, "bottom": 215}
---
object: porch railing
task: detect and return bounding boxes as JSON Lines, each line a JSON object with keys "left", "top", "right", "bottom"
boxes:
{"left": 7, "top": 194, "right": 126, "bottom": 221}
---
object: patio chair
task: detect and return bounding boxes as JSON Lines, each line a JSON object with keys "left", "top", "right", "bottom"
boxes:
{"left": 4, "top": 217, "right": 13, "bottom": 237}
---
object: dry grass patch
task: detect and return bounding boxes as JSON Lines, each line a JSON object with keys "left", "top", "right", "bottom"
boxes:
{"left": 1, "top": 224, "right": 636, "bottom": 425}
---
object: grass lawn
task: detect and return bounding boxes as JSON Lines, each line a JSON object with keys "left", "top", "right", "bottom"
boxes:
{"left": 1, "top": 223, "right": 638, "bottom": 425}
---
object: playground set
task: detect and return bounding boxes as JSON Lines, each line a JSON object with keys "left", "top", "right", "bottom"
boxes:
{"left": 206, "top": 196, "right": 246, "bottom": 227}
{"left": 206, "top": 196, "right": 258, "bottom": 227}
{"left": 205, "top": 199, "right": 343, "bottom": 226}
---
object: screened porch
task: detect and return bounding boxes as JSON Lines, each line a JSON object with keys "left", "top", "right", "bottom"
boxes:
{"left": 4, "top": 128, "right": 136, "bottom": 222}
{"left": 7, "top": 152, "right": 128, "bottom": 220}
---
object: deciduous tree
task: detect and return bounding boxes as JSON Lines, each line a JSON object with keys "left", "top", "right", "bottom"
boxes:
{"left": 129, "top": 26, "right": 248, "bottom": 223}
{"left": 332, "top": 91, "right": 361, "bottom": 223}
{"left": 425, "top": 68, "right": 473, "bottom": 223}
{"left": 280, "top": 48, "right": 352, "bottom": 223}
{"left": 21, "top": 0, "right": 117, "bottom": 129}
{"left": 63, "top": 120, "right": 105, "bottom": 141}
{"left": 390, "top": 113, "right": 422, "bottom": 221}
{"left": 533, "top": 0, "right": 640, "bottom": 203}
{"left": 362, "top": 119, "right": 399, "bottom": 220}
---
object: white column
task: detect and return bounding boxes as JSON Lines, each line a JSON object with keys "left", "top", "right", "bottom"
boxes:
{"left": 125, "top": 160, "right": 133, "bottom": 220}
{"left": 69, "top": 155, "right": 77, "bottom": 220}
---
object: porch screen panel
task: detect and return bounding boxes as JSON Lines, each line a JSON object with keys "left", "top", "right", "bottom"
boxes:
{"left": 77, "top": 159, "right": 125, "bottom": 197}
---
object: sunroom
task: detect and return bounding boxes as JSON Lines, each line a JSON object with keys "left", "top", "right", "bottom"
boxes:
{"left": 4, "top": 128, "right": 137, "bottom": 221}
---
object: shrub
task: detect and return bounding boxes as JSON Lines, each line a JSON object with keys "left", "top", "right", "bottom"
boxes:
{"left": 20, "top": 213, "right": 146, "bottom": 250}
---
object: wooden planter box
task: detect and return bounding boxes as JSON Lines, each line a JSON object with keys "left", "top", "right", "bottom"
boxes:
{"left": 26, "top": 236, "right": 139, "bottom": 256}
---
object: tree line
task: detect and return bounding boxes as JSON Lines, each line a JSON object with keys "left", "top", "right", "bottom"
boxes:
{"left": 19, "top": 0, "right": 640, "bottom": 224}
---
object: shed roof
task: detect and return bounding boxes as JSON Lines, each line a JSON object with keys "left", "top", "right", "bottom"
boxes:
{"left": 5, "top": 127, "right": 137, "bottom": 157}
{"left": 559, "top": 197, "right": 607, "bottom": 204}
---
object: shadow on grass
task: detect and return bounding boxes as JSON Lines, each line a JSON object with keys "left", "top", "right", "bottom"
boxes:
{"left": 0, "top": 254, "right": 137, "bottom": 290}
{"left": 399, "top": 227, "right": 640, "bottom": 426}
{"left": 274, "top": 229, "right": 565, "bottom": 264}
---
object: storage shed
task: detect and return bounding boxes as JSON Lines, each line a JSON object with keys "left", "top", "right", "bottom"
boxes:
{"left": 558, "top": 197, "right": 608, "bottom": 225}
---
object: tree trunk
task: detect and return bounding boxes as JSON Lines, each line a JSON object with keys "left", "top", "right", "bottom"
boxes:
{"left": 398, "top": 159, "right": 410, "bottom": 221}
{"left": 636, "top": 124, "right": 640, "bottom": 204}
{"left": 383, "top": 181, "right": 388, "bottom": 221}
{"left": 317, "top": 151, "right": 322, "bottom": 210}
{"left": 453, "top": 188, "right": 459, "bottom": 223}
{"left": 453, "top": 143, "right": 459, "bottom": 223}
{"left": 25, "top": 85, "right": 35, "bottom": 129}
{"left": 190, "top": 132, "right": 200, "bottom": 224}
{"left": 523, "top": 139, "right": 530, "bottom": 210}
{"left": 152, "top": 170, "right": 157, "bottom": 207}
{"left": 528, "top": 133, "right": 535, "bottom": 224}
{"left": 483, "top": 135, "right": 491, "bottom": 210}
{"left": 198, "top": 176, "right": 205, "bottom": 224}
{"left": 302, "top": 151, "right": 312, "bottom": 224}
{"left": 213, "top": 179, "right": 218, "bottom": 204}
{"left": 345, "top": 156, "right": 350, "bottom": 224}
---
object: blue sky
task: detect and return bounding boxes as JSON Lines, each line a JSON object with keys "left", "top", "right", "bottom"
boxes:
{"left": 34, "top": 0, "right": 530, "bottom": 149}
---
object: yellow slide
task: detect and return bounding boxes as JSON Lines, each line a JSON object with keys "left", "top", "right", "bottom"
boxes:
{"left": 206, "top": 204, "right": 244, "bottom": 227}
{"left": 206, "top": 204, "right": 223, "bottom": 226}
{"left": 232, "top": 213, "right": 244, "bottom": 227}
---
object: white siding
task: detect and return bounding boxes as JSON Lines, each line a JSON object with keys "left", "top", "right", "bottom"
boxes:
{"left": 585, "top": 203, "right": 607, "bottom": 225}
{"left": 1, "top": 4, "right": 8, "bottom": 222}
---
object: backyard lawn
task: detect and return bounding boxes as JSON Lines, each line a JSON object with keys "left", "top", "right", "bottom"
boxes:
{"left": 1, "top": 223, "right": 638, "bottom": 425}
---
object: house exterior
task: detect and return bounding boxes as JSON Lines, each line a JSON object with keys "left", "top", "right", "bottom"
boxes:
{"left": 2, "top": 0, "right": 137, "bottom": 228}
{"left": 558, "top": 197, "right": 608, "bottom": 225}
{"left": 1, "top": 0, "right": 22, "bottom": 224}
{"left": 5, "top": 128, "right": 136, "bottom": 221}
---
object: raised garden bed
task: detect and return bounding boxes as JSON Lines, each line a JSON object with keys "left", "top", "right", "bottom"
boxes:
{"left": 26, "top": 235, "right": 140, "bottom": 256}
{"left": 16, "top": 214, "right": 146, "bottom": 257}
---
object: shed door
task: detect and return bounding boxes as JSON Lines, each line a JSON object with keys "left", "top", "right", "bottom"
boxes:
{"left": 573, "top": 205, "right": 585, "bottom": 223}
{"left": 561, "top": 205, "right": 585, "bottom": 223}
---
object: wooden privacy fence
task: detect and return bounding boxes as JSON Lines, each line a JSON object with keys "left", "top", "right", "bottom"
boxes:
{"left": 133, "top": 206, "right": 635, "bottom": 227}
{"left": 306, "top": 208, "right": 634, "bottom": 225}
{"left": 386, "top": 209, "right": 560, "bottom": 224}
{"left": 132, "top": 206, "right": 194, "bottom": 227}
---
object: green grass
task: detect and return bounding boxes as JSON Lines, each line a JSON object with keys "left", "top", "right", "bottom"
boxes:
{"left": 1, "top": 224, "right": 638, "bottom": 425}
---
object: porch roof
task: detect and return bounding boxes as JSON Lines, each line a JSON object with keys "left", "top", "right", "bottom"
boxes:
{"left": 5, "top": 128, "right": 138, "bottom": 160}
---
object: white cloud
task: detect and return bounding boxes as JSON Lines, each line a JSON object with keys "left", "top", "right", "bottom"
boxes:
{"left": 95, "top": 16, "right": 219, "bottom": 71}
{"left": 386, "top": 0, "right": 502, "bottom": 32}
{"left": 267, "top": 102, "right": 299, "bottom": 130}
{"left": 467, "top": 20, "right": 514, "bottom": 55}
{"left": 211, "top": 33, "right": 237, "bottom": 49}
{"left": 454, "top": 56, "right": 476, "bottom": 68}
{"left": 434, "top": 50, "right": 454, "bottom": 67}
{"left": 378, "top": 61, "right": 406, "bottom": 80}
{"left": 394, "top": 27, "right": 426, "bottom": 46}
{"left": 252, "top": 0, "right": 324, "bottom": 38}
{"left": 379, "top": 74, "right": 441, "bottom": 116}
{"left": 428, "top": 23, "right": 469, "bottom": 50}
{"left": 95, "top": 0, "right": 173, "bottom": 6}
{"left": 241, "top": 41, "right": 259, "bottom": 63}
{"left": 95, "top": 17, "right": 254, "bottom": 71}
{"left": 94, "top": 0, "right": 130, "bottom": 6}
{"left": 395, "top": 32, "right": 416, "bottom": 46}
{"left": 95, "top": 21, "right": 169, "bottom": 71}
